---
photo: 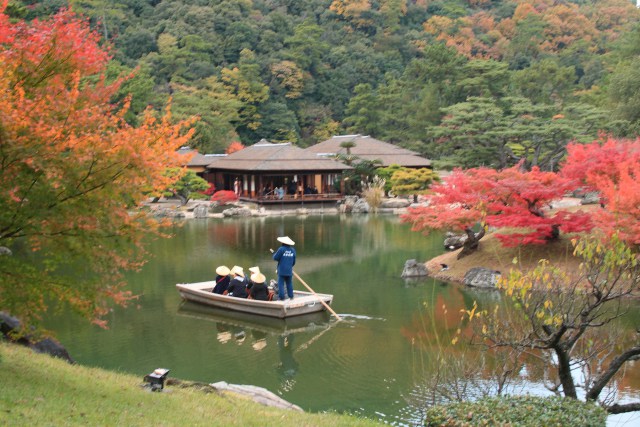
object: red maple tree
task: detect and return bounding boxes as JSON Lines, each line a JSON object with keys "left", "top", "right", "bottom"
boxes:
{"left": 402, "top": 164, "right": 593, "bottom": 257}
{"left": 211, "top": 190, "right": 239, "bottom": 205}
{"left": 562, "top": 137, "right": 640, "bottom": 244}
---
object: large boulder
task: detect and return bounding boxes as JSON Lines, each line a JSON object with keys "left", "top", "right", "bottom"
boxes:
{"left": 210, "top": 381, "right": 303, "bottom": 411}
{"left": 443, "top": 232, "right": 467, "bottom": 250}
{"left": 338, "top": 196, "right": 358, "bottom": 213}
{"left": 380, "top": 198, "right": 411, "bottom": 209}
{"left": 463, "top": 267, "right": 501, "bottom": 289}
{"left": 351, "top": 198, "right": 370, "bottom": 213}
{"left": 222, "top": 207, "right": 252, "bottom": 217}
{"left": 401, "top": 259, "right": 429, "bottom": 278}
{"left": 580, "top": 191, "right": 601, "bottom": 205}
{"left": 193, "top": 204, "right": 209, "bottom": 218}
{"left": 0, "top": 312, "right": 75, "bottom": 364}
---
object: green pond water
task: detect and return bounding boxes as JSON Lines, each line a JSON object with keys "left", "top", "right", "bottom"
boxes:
{"left": 44, "top": 215, "right": 640, "bottom": 425}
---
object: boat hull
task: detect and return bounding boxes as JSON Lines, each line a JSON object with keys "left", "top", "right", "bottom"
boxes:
{"left": 176, "top": 281, "right": 334, "bottom": 318}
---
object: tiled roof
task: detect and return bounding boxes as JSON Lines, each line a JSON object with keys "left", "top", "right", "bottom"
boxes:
{"left": 206, "top": 141, "right": 352, "bottom": 172}
{"left": 178, "top": 147, "right": 226, "bottom": 167}
{"left": 307, "top": 134, "right": 431, "bottom": 167}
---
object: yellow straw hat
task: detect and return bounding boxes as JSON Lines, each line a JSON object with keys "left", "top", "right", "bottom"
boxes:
{"left": 276, "top": 236, "right": 295, "bottom": 245}
{"left": 230, "top": 265, "right": 244, "bottom": 277}
{"left": 216, "top": 265, "right": 230, "bottom": 276}
{"left": 250, "top": 273, "right": 266, "bottom": 284}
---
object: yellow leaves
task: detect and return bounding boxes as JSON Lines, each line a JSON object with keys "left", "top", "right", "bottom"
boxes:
{"left": 270, "top": 60, "right": 304, "bottom": 99}
{"left": 464, "top": 301, "right": 478, "bottom": 321}
{"left": 451, "top": 328, "right": 462, "bottom": 345}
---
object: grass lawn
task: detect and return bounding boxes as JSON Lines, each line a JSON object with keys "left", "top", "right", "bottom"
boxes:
{"left": 0, "top": 343, "right": 383, "bottom": 427}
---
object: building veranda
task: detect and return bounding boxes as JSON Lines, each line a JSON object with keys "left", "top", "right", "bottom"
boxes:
{"left": 202, "top": 140, "right": 352, "bottom": 205}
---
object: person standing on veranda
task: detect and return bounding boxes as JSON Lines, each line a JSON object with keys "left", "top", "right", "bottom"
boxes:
{"left": 272, "top": 236, "right": 296, "bottom": 300}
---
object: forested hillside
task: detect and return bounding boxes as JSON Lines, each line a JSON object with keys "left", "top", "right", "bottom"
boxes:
{"left": 6, "top": 0, "right": 640, "bottom": 169}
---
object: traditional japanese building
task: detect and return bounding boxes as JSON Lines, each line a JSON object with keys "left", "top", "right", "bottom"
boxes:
{"left": 203, "top": 140, "right": 352, "bottom": 204}
{"left": 306, "top": 134, "right": 432, "bottom": 168}
{"left": 178, "top": 147, "right": 225, "bottom": 183}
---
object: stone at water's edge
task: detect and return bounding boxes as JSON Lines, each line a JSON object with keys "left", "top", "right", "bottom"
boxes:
{"left": 380, "top": 198, "right": 411, "bottom": 209}
{"left": 210, "top": 381, "right": 303, "bottom": 411}
{"left": 401, "top": 259, "right": 428, "bottom": 278}
{"left": 351, "top": 198, "right": 370, "bottom": 213}
{"left": 153, "top": 208, "right": 186, "bottom": 218}
{"left": 222, "top": 207, "right": 252, "bottom": 217}
{"left": 0, "top": 312, "right": 75, "bottom": 364}
{"left": 463, "top": 267, "right": 501, "bottom": 289}
{"left": 192, "top": 204, "right": 209, "bottom": 218}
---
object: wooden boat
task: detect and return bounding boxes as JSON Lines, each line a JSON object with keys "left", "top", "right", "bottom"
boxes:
{"left": 177, "top": 301, "right": 331, "bottom": 334}
{"left": 175, "top": 281, "right": 334, "bottom": 318}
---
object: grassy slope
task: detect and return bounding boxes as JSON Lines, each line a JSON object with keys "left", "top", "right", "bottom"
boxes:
{"left": 426, "top": 233, "right": 583, "bottom": 284}
{"left": 0, "top": 343, "right": 383, "bottom": 427}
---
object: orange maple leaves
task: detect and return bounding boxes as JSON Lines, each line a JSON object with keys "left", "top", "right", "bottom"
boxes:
{"left": 0, "top": 7, "right": 195, "bottom": 329}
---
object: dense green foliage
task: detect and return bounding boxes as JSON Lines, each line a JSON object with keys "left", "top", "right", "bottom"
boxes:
{"left": 424, "top": 395, "right": 607, "bottom": 427}
{"left": 162, "top": 168, "right": 210, "bottom": 204}
{"left": 7, "top": 0, "right": 640, "bottom": 166}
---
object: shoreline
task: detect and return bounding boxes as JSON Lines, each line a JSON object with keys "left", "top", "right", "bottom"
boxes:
{"left": 141, "top": 197, "right": 413, "bottom": 219}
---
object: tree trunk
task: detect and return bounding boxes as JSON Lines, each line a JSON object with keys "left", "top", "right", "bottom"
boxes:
{"left": 546, "top": 224, "right": 560, "bottom": 242}
{"left": 172, "top": 191, "right": 187, "bottom": 206}
{"left": 586, "top": 345, "right": 640, "bottom": 403}
{"left": 457, "top": 227, "right": 485, "bottom": 259}
{"left": 555, "top": 347, "right": 577, "bottom": 399}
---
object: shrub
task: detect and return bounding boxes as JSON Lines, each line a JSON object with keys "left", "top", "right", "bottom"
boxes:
{"left": 201, "top": 183, "right": 216, "bottom": 196}
{"left": 424, "top": 395, "right": 606, "bottom": 427}
{"left": 211, "top": 190, "right": 238, "bottom": 205}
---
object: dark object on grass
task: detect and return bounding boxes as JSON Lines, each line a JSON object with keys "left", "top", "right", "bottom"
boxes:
{"left": 145, "top": 368, "right": 170, "bottom": 391}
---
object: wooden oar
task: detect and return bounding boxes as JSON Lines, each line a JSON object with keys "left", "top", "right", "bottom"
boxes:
{"left": 270, "top": 249, "right": 342, "bottom": 321}
{"left": 292, "top": 271, "right": 342, "bottom": 322}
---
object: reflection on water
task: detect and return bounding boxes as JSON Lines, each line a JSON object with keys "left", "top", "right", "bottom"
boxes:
{"left": 42, "top": 215, "right": 640, "bottom": 426}
{"left": 277, "top": 334, "right": 299, "bottom": 393}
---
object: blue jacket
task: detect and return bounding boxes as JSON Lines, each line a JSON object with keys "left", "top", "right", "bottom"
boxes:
{"left": 273, "top": 245, "right": 296, "bottom": 276}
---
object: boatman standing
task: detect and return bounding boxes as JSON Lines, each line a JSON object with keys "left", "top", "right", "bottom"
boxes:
{"left": 272, "top": 236, "right": 296, "bottom": 301}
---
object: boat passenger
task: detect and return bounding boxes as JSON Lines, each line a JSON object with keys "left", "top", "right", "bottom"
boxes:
{"left": 212, "top": 265, "right": 231, "bottom": 294}
{"left": 272, "top": 236, "right": 296, "bottom": 301}
{"left": 224, "top": 265, "right": 248, "bottom": 298}
{"left": 248, "top": 273, "right": 269, "bottom": 301}
{"left": 247, "top": 266, "right": 261, "bottom": 291}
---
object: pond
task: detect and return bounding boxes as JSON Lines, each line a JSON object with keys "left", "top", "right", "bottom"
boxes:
{"left": 44, "top": 215, "right": 640, "bottom": 425}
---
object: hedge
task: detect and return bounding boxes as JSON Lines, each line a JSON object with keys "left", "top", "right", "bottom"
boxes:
{"left": 424, "top": 395, "right": 606, "bottom": 427}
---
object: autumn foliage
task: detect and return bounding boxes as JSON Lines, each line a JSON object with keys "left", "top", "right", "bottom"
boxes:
{"left": 211, "top": 190, "right": 238, "bottom": 205}
{"left": 562, "top": 138, "right": 640, "bottom": 244}
{"left": 225, "top": 141, "right": 245, "bottom": 154}
{"left": 401, "top": 163, "right": 594, "bottom": 252}
{"left": 0, "top": 7, "right": 195, "bottom": 330}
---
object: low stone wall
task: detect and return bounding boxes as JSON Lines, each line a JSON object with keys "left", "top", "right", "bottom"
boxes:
{"left": 142, "top": 197, "right": 410, "bottom": 219}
